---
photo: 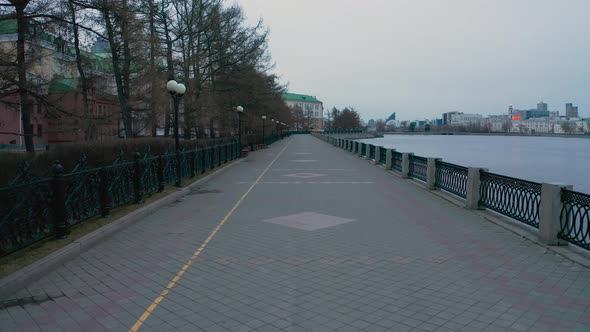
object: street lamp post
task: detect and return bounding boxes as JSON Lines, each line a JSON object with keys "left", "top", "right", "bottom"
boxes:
{"left": 167, "top": 80, "right": 186, "bottom": 187}
{"left": 261, "top": 115, "right": 266, "bottom": 146}
{"left": 236, "top": 106, "right": 244, "bottom": 150}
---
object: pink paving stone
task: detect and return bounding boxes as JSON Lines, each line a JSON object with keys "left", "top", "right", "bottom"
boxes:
{"left": 249, "top": 256, "right": 274, "bottom": 265}
{"left": 285, "top": 258, "right": 307, "bottom": 266}
{"left": 318, "top": 257, "right": 347, "bottom": 265}
{"left": 390, "top": 256, "right": 414, "bottom": 264}
{"left": 580, "top": 312, "right": 590, "bottom": 323}
{"left": 471, "top": 263, "right": 494, "bottom": 273}
{"left": 497, "top": 286, "right": 530, "bottom": 297}
{"left": 520, "top": 272, "right": 546, "bottom": 283}
{"left": 214, "top": 256, "right": 240, "bottom": 265}
{"left": 516, "top": 299, "right": 548, "bottom": 312}
{"left": 350, "top": 256, "right": 378, "bottom": 264}
{"left": 537, "top": 286, "right": 567, "bottom": 296}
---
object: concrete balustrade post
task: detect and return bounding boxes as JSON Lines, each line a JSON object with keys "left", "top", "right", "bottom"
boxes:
{"left": 358, "top": 143, "right": 363, "bottom": 157}
{"left": 539, "top": 183, "right": 572, "bottom": 246}
{"left": 466, "top": 167, "right": 487, "bottom": 210}
{"left": 374, "top": 146, "right": 381, "bottom": 165}
{"left": 385, "top": 149, "right": 393, "bottom": 169}
{"left": 426, "top": 158, "right": 441, "bottom": 190}
{"left": 401, "top": 153, "right": 413, "bottom": 178}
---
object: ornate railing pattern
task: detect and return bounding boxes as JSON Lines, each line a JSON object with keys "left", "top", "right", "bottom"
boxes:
{"left": 141, "top": 156, "right": 160, "bottom": 195}
{"left": 161, "top": 153, "right": 177, "bottom": 186}
{"left": 0, "top": 140, "right": 245, "bottom": 257}
{"left": 435, "top": 161, "right": 468, "bottom": 198}
{"left": 179, "top": 150, "right": 192, "bottom": 179}
{"left": 195, "top": 149, "right": 205, "bottom": 174}
{"left": 0, "top": 179, "right": 54, "bottom": 257}
{"left": 220, "top": 144, "right": 227, "bottom": 164}
{"left": 369, "top": 145, "right": 376, "bottom": 160}
{"left": 208, "top": 147, "right": 215, "bottom": 169}
{"left": 409, "top": 155, "right": 427, "bottom": 182}
{"left": 479, "top": 172, "right": 541, "bottom": 228}
{"left": 64, "top": 168, "right": 102, "bottom": 224}
{"left": 560, "top": 190, "right": 590, "bottom": 250}
{"left": 379, "top": 148, "right": 386, "bottom": 165}
{"left": 392, "top": 151, "right": 402, "bottom": 172}
{"left": 106, "top": 162, "right": 135, "bottom": 208}
{"left": 213, "top": 145, "right": 220, "bottom": 166}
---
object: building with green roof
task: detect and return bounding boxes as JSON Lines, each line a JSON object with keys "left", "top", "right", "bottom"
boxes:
{"left": 282, "top": 93, "right": 324, "bottom": 130}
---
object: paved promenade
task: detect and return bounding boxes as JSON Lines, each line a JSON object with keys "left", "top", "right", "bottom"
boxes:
{"left": 2, "top": 135, "right": 590, "bottom": 331}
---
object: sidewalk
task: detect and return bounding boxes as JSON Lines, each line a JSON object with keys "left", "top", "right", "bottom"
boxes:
{"left": 1, "top": 135, "right": 589, "bottom": 332}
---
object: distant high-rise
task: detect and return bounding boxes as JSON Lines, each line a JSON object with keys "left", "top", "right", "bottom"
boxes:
{"left": 508, "top": 105, "right": 513, "bottom": 114}
{"left": 537, "top": 102, "right": 548, "bottom": 112}
{"left": 566, "top": 103, "right": 579, "bottom": 118}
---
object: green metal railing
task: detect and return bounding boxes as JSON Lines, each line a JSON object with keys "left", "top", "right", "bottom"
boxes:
{"left": 0, "top": 140, "right": 245, "bottom": 258}
{"left": 379, "top": 148, "right": 387, "bottom": 165}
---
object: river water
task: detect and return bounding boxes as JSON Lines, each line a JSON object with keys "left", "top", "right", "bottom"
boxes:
{"left": 359, "top": 135, "right": 590, "bottom": 194}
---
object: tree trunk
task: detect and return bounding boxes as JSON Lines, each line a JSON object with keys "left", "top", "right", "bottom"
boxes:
{"left": 163, "top": 3, "right": 174, "bottom": 137}
{"left": 121, "top": 0, "right": 132, "bottom": 137}
{"left": 15, "top": 4, "right": 34, "bottom": 152}
{"left": 103, "top": 5, "right": 132, "bottom": 138}
{"left": 68, "top": 0, "right": 92, "bottom": 141}
{"left": 148, "top": 0, "right": 157, "bottom": 137}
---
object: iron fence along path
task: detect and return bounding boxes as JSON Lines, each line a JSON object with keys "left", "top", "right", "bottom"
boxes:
{"left": 435, "top": 161, "right": 468, "bottom": 198}
{"left": 0, "top": 140, "right": 246, "bottom": 257}
{"left": 409, "top": 155, "right": 427, "bottom": 182}
{"left": 560, "top": 190, "right": 590, "bottom": 250}
{"left": 479, "top": 171, "right": 541, "bottom": 228}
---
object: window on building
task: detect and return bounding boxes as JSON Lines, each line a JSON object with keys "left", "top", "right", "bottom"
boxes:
{"left": 37, "top": 124, "right": 42, "bottom": 137}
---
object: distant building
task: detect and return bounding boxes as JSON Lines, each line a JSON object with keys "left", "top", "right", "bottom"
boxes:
{"left": 430, "top": 119, "right": 443, "bottom": 126}
{"left": 537, "top": 101, "right": 548, "bottom": 112}
{"left": 282, "top": 93, "right": 324, "bottom": 130}
{"left": 512, "top": 109, "right": 550, "bottom": 120}
{"left": 367, "top": 119, "right": 376, "bottom": 128}
{"left": 566, "top": 103, "right": 579, "bottom": 118}
{"left": 386, "top": 112, "right": 396, "bottom": 121}
{"left": 442, "top": 111, "right": 461, "bottom": 125}
{"left": 442, "top": 112, "right": 483, "bottom": 125}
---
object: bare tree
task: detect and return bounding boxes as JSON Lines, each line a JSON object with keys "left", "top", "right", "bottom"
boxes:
{"left": 561, "top": 121, "right": 576, "bottom": 134}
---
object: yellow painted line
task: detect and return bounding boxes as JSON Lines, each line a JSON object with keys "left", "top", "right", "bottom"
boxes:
{"left": 129, "top": 139, "right": 292, "bottom": 332}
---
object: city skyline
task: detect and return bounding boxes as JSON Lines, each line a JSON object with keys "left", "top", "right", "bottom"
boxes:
{"left": 238, "top": 0, "right": 590, "bottom": 121}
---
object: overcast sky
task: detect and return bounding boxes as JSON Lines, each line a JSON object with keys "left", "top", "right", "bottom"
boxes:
{"left": 237, "top": 0, "right": 590, "bottom": 121}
